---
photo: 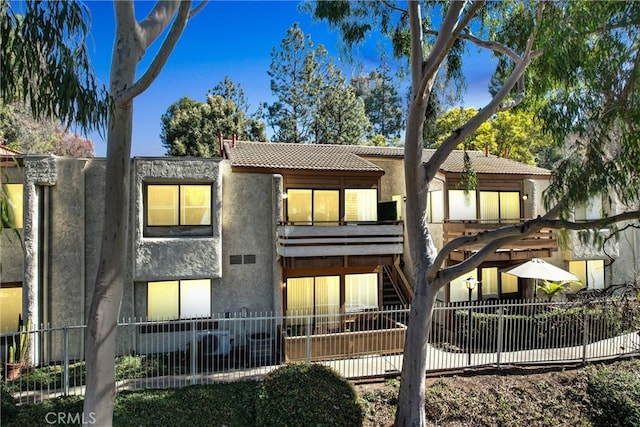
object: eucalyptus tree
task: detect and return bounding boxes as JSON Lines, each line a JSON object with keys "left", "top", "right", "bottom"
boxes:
{"left": 82, "top": 2, "right": 207, "bottom": 425}
{"left": 0, "top": 0, "right": 107, "bottom": 255}
{"left": 307, "top": 1, "right": 640, "bottom": 425}
{"left": 0, "top": 1, "right": 110, "bottom": 133}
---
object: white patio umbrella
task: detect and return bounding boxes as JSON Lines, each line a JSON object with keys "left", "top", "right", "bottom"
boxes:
{"left": 504, "top": 258, "right": 579, "bottom": 282}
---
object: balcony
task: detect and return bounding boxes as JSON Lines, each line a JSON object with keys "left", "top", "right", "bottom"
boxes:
{"left": 277, "top": 222, "right": 404, "bottom": 258}
{"left": 443, "top": 219, "right": 557, "bottom": 261}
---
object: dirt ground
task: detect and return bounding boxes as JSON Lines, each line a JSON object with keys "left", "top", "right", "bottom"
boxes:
{"left": 355, "top": 365, "right": 594, "bottom": 426}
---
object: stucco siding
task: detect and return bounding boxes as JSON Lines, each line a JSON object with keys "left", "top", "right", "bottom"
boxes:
{"left": 217, "top": 163, "right": 278, "bottom": 314}
{"left": 48, "top": 159, "right": 87, "bottom": 326}
{"left": 133, "top": 158, "right": 223, "bottom": 281}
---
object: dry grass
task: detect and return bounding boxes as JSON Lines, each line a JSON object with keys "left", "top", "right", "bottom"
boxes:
{"left": 357, "top": 365, "right": 598, "bottom": 426}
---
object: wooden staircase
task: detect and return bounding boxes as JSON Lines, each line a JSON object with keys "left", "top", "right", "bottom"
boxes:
{"left": 382, "top": 260, "right": 413, "bottom": 307}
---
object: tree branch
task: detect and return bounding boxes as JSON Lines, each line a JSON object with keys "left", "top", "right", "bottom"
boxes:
{"left": 381, "top": 0, "right": 407, "bottom": 15}
{"left": 429, "top": 210, "right": 640, "bottom": 282}
{"left": 424, "top": 19, "right": 543, "bottom": 183}
{"left": 138, "top": 1, "right": 182, "bottom": 49}
{"left": 408, "top": 1, "right": 425, "bottom": 96}
{"left": 418, "top": 0, "right": 467, "bottom": 95}
{"left": 116, "top": 1, "right": 193, "bottom": 104}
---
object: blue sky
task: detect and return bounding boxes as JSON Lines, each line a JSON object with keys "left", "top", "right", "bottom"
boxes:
{"left": 85, "top": 1, "right": 494, "bottom": 157}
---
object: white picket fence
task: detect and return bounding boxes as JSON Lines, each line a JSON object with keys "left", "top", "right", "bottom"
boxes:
{"left": 3, "top": 298, "right": 640, "bottom": 404}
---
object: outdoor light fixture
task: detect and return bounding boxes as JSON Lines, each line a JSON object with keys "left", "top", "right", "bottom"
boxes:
{"left": 464, "top": 277, "right": 477, "bottom": 291}
{"left": 522, "top": 193, "right": 528, "bottom": 201}
{"left": 281, "top": 192, "right": 288, "bottom": 199}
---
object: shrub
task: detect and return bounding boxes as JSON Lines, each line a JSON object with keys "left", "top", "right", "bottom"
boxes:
{"left": 256, "top": 363, "right": 363, "bottom": 427}
{"left": 1, "top": 383, "right": 18, "bottom": 420}
{"left": 586, "top": 361, "right": 640, "bottom": 426}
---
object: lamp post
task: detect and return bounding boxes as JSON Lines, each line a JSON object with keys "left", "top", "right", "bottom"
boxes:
{"left": 464, "top": 277, "right": 478, "bottom": 366}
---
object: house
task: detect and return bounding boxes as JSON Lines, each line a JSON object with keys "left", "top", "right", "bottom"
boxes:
{"left": 1, "top": 141, "right": 637, "bottom": 362}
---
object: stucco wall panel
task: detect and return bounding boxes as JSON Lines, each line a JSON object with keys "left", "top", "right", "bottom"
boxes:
{"left": 48, "top": 159, "right": 87, "bottom": 326}
{"left": 135, "top": 238, "right": 221, "bottom": 279}
{"left": 133, "top": 158, "right": 223, "bottom": 282}
{"left": 216, "top": 164, "right": 277, "bottom": 314}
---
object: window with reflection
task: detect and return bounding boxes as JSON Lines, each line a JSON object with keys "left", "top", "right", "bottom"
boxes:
{"left": 286, "top": 188, "right": 377, "bottom": 224}
{"left": 569, "top": 260, "right": 605, "bottom": 290}
{"left": 145, "top": 184, "right": 212, "bottom": 236}
{"left": 345, "top": 273, "right": 378, "bottom": 312}
{"left": 448, "top": 190, "right": 477, "bottom": 221}
{"left": 286, "top": 276, "right": 340, "bottom": 328}
{"left": 147, "top": 279, "right": 211, "bottom": 320}
{"left": 285, "top": 273, "right": 380, "bottom": 329}
{"left": 575, "top": 196, "right": 603, "bottom": 221}
{"left": 479, "top": 191, "right": 520, "bottom": 223}
{"left": 427, "top": 190, "right": 444, "bottom": 223}
{"left": 0, "top": 283, "right": 22, "bottom": 331}
{"left": 345, "top": 189, "right": 377, "bottom": 222}
{"left": 287, "top": 189, "right": 339, "bottom": 225}
{"left": 3, "top": 184, "right": 23, "bottom": 229}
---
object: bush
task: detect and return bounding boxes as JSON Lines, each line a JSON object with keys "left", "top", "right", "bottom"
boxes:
{"left": 1, "top": 383, "right": 18, "bottom": 420}
{"left": 586, "top": 361, "right": 640, "bottom": 426}
{"left": 256, "top": 363, "right": 363, "bottom": 427}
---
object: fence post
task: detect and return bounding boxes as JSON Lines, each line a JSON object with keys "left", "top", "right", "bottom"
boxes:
{"left": 496, "top": 306, "right": 504, "bottom": 369}
{"left": 190, "top": 321, "right": 197, "bottom": 384}
{"left": 582, "top": 305, "right": 588, "bottom": 363}
{"left": 305, "top": 316, "right": 312, "bottom": 362}
{"left": 63, "top": 327, "right": 69, "bottom": 396}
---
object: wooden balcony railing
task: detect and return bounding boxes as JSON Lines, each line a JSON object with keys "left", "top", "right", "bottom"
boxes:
{"left": 443, "top": 219, "right": 557, "bottom": 255}
{"left": 277, "top": 222, "right": 404, "bottom": 258}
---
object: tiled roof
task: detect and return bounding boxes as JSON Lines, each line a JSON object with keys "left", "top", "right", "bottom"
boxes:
{"left": 424, "top": 150, "right": 551, "bottom": 175}
{"left": 225, "top": 141, "right": 551, "bottom": 176}
{"left": 224, "top": 141, "right": 384, "bottom": 173}
{"left": 0, "top": 144, "right": 20, "bottom": 156}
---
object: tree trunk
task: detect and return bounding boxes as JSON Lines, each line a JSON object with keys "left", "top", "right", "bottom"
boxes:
{"left": 83, "top": 13, "right": 137, "bottom": 423}
{"left": 395, "top": 272, "right": 439, "bottom": 427}
{"left": 82, "top": 101, "right": 133, "bottom": 426}
{"left": 82, "top": 101, "right": 132, "bottom": 424}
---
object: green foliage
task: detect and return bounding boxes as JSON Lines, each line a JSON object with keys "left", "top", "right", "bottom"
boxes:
{"left": 351, "top": 61, "right": 404, "bottom": 143}
{"left": 0, "top": 101, "right": 95, "bottom": 156}
{"left": 536, "top": 280, "right": 571, "bottom": 302}
{"left": 503, "top": 1, "right": 640, "bottom": 214}
{"left": 0, "top": 0, "right": 110, "bottom": 134}
{"left": 267, "top": 24, "right": 370, "bottom": 144}
{"left": 7, "top": 317, "right": 30, "bottom": 364}
{"left": 256, "top": 363, "right": 364, "bottom": 427}
{"left": 431, "top": 107, "right": 550, "bottom": 166}
{"left": 161, "top": 78, "right": 267, "bottom": 157}
{"left": 447, "top": 302, "right": 632, "bottom": 353}
{"left": 586, "top": 361, "right": 640, "bottom": 426}
{"left": 0, "top": 382, "right": 18, "bottom": 420}
{"left": 3, "top": 364, "right": 361, "bottom": 426}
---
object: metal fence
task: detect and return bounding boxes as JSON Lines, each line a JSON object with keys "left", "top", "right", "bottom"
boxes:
{"left": 3, "top": 298, "right": 640, "bottom": 404}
